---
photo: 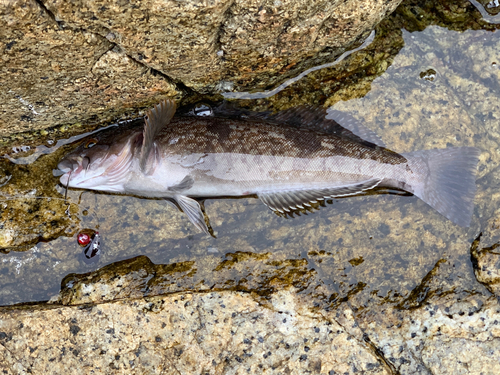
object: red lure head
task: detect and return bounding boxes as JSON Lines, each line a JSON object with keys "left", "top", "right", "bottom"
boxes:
{"left": 77, "top": 232, "right": 91, "bottom": 246}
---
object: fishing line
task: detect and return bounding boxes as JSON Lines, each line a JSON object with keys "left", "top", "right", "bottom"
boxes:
{"left": 64, "top": 171, "right": 72, "bottom": 202}
{"left": 0, "top": 195, "right": 101, "bottom": 239}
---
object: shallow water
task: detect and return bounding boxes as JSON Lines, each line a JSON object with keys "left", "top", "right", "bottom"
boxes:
{"left": 1, "top": 8, "right": 499, "bottom": 309}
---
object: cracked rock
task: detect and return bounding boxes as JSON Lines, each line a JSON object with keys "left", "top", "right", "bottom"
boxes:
{"left": 0, "top": 289, "right": 389, "bottom": 374}
{"left": 355, "top": 293, "right": 500, "bottom": 375}
{"left": 0, "top": 0, "right": 179, "bottom": 138}
{"left": 44, "top": 0, "right": 403, "bottom": 93}
{"left": 470, "top": 213, "right": 500, "bottom": 296}
{"left": 1, "top": 0, "right": 402, "bottom": 139}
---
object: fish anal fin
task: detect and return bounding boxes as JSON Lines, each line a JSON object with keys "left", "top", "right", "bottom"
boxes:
{"left": 140, "top": 99, "right": 177, "bottom": 173}
{"left": 258, "top": 178, "right": 381, "bottom": 216}
{"left": 175, "top": 195, "right": 212, "bottom": 236}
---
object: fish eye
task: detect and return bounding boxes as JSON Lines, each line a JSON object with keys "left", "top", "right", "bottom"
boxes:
{"left": 84, "top": 138, "right": 98, "bottom": 149}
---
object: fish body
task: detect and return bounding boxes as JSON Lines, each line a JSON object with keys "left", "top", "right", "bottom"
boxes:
{"left": 58, "top": 100, "right": 479, "bottom": 234}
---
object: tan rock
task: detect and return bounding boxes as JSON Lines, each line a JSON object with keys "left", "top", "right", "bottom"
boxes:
{"left": 0, "top": 0, "right": 402, "bottom": 139}
{"left": 0, "top": 0, "right": 179, "bottom": 138}
{"left": 355, "top": 294, "right": 500, "bottom": 375}
{"left": 0, "top": 289, "right": 390, "bottom": 374}
{"left": 45, "top": 0, "right": 402, "bottom": 92}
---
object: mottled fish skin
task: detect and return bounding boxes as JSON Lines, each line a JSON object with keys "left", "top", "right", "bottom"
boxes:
{"left": 146, "top": 117, "right": 409, "bottom": 196}
{"left": 58, "top": 100, "right": 480, "bottom": 233}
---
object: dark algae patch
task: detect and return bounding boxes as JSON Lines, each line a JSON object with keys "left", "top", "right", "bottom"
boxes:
{"left": 57, "top": 254, "right": 318, "bottom": 306}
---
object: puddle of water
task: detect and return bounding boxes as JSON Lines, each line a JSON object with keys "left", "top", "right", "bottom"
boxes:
{"left": 0, "top": 19, "right": 499, "bottom": 309}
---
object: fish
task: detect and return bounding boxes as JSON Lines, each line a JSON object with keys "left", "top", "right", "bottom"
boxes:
{"left": 57, "top": 99, "right": 480, "bottom": 235}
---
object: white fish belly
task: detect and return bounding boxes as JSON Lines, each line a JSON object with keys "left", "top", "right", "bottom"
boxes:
{"left": 180, "top": 153, "right": 412, "bottom": 197}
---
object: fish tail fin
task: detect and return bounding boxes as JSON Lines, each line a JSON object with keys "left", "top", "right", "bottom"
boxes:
{"left": 402, "top": 147, "right": 480, "bottom": 227}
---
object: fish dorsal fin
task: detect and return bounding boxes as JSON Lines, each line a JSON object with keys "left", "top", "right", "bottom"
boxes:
{"left": 258, "top": 178, "right": 382, "bottom": 214}
{"left": 140, "top": 99, "right": 176, "bottom": 173}
{"left": 326, "top": 109, "right": 385, "bottom": 148}
{"left": 270, "top": 106, "right": 385, "bottom": 147}
{"left": 212, "top": 102, "right": 385, "bottom": 148}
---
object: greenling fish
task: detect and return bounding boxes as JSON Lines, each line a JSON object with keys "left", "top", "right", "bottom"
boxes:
{"left": 58, "top": 100, "right": 479, "bottom": 234}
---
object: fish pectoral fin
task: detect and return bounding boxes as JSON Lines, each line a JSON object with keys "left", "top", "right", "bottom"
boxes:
{"left": 258, "top": 178, "right": 382, "bottom": 215}
{"left": 175, "top": 195, "right": 211, "bottom": 236}
{"left": 140, "top": 99, "right": 177, "bottom": 173}
{"left": 168, "top": 175, "right": 194, "bottom": 193}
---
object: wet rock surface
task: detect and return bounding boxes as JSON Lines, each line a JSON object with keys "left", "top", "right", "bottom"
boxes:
{"left": 470, "top": 220, "right": 500, "bottom": 296}
{"left": 0, "top": 147, "right": 81, "bottom": 252}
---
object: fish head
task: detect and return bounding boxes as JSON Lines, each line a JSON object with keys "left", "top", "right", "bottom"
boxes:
{"left": 58, "top": 126, "right": 140, "bottom": 192}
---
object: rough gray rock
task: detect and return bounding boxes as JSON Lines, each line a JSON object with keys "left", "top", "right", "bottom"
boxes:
{"left": 1, "top": 288, "right": 499, "bottom": 374}
{"left": 0, "top": 289, "right": 391, "bottom": 375}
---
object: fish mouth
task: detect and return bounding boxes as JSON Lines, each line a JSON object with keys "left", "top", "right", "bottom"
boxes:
{"left": 57, "top": 158, "right": 85, "bottom": 186}
{"left": 57, "top": 147, "right": 133, "bottom": 189}
{"left": 57, "top": 159, "right": 76, "bottom": 173}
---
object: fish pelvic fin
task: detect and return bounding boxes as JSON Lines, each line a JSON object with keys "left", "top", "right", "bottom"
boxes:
{"left": 258, "top": 178, "right": 381, "bottom": 215}
{"left": 140, "top": 99, "right": 177, "bottom": 174}
{"left": 175, "top": 195, "right": 213, "bottom": 236}
{"left": 168, "top": 175, "right": 195, "bottom": 193}
{"left": 402, "top": 147, "right": 480, "bottom": 227}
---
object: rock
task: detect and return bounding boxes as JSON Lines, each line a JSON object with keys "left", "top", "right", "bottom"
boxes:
{"left": 0, "top": 150, "right": 81, "bottom": 251}
{"left": 45, "top": 0, "right": 403, "bottom": 93}
{"left": 1, "top": 0, "right": 179, "bottom": 138}
{"left": 0, "top": 289, "right": 392, "bottom": 375}
{"left": 55, "top": 253, "right": 317, "bottom": 306}
{"left": 470, "top": 214, "right": 500, "bottom": 297}
{"left": 1, "top": 0, "right": 403, "bottom": 139}
{"left": 2, "top": 288, "right": 500, "bottom": 374}
{"left": 353, "top": 293, "right": 500, "bottom": 375}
